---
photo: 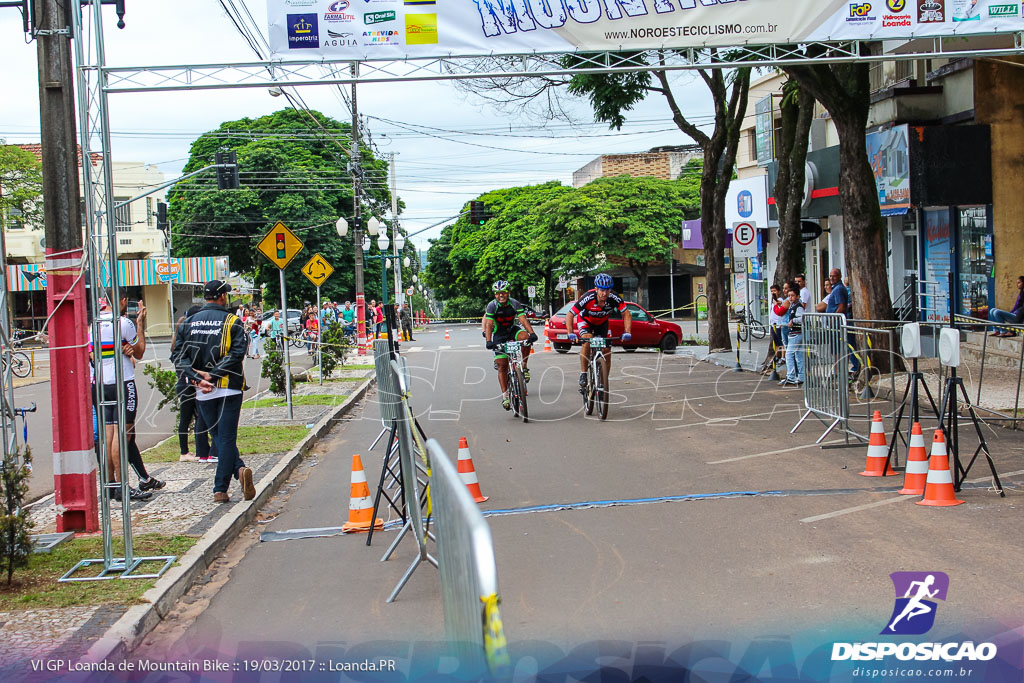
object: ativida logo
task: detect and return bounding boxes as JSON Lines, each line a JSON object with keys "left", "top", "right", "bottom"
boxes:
{"left": 882, "top": 571, "right": 949, "bottom": 635}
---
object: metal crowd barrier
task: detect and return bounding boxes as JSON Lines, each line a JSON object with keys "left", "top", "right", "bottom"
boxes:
{"left": 426, "top": 438, "right": 511, "bottom": 678}
{"left": 792, "top": 313, "right": 861, "bottom": 444}
{"left": 384, "top": 356, "right": 436, "bottom": 602}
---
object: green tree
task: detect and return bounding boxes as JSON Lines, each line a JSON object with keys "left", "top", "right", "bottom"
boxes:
{"left": 167, "top": 109, "right": 394, "bottom": 305}
{"left": 0, "top": 145, "right": 44, "bottom": 234}
{"left": 0, "top": 445, "right": 33, "bottom": 585}
{"left": 546, "top": 175, "right": 699, "bottom": 308}
{"left": 456, "top": 51, "right": 751, "bottom": 350}
{"left": 785, "top": 52, "right": 895, "bottom": 368}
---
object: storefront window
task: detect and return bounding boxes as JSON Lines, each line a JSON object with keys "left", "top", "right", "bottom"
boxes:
{"left": 957, "top": 206, "right": 991, "bottom": 322}
{"left": 921, "top": 208, "right": 951, "bottom": 323}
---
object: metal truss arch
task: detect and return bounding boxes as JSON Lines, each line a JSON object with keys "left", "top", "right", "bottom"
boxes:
{"left": 99, "top": 35, "right": 1024, "bottom": 94}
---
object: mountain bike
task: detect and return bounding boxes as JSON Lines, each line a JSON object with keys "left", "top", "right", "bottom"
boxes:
{"left": 2, "top": 348, "right": 32, "bottom": 378}
{"left": 500, "top": 340, "right": 531, "bottom": 423}
{"left": 735, "top": 303, "right": 767, "bottom": 342}
{"left": 582, "top": 336, "right": 615, "bottom": 420}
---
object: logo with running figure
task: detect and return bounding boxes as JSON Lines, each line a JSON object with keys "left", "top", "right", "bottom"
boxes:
{"left": 882, "top": 571, "right": 949, "bottom": 635}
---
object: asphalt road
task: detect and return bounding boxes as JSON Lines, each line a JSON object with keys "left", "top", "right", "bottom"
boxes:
{"left": 136, "top": 324, "right": 1024, "bottom": 675}
{"left": 19, "top": 339, "right": 315, "bottom": 503}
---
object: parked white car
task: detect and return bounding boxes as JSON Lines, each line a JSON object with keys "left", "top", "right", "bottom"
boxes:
{"left": 260, "top": 309, "right": 302, "bottom": 335}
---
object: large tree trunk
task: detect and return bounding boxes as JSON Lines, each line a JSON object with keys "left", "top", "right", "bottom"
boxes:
{"left": 659, "top": 64, "right": 749, "bottom": 352}
{"left": 786, "top": 53, "right": 895, "bottom": 372}
{"left": 630, "top": 260, "right": 649, "bottom": 309}
{"left": 773, "top": 79, "right": 814, "bottom": 287}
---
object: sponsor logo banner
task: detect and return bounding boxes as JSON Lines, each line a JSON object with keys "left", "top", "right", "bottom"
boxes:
{"left": 266, "top": 0, "right": 1024, "bottom": 60}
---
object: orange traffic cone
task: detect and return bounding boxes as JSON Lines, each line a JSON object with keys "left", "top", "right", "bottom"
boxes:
{"left": 457, "top": 437, "right": 488, "bottom": 503}
{"left": 898, "top": 422, "right": 929, "bottom": 495}
{"left": 917, "top": 429, "right": 964, "bottom": 507}
{"left": 860, "top": 411, "right": 897, "bottom": 476}
{"left": 342, "top": 454, "right": 385, "bottom": 532}
{"left": 445, "top": 329, "right": 451, "bottom": 341}
{"left": 543, "top": 336, "right": 552, "bottom": 353}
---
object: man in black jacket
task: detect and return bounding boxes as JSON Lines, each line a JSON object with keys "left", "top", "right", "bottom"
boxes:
{"left": 175, "top": 280, "right": 254, "bottom": 503}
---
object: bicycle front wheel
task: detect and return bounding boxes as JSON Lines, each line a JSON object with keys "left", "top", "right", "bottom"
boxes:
{"left": 597, "top": 355, "right": 609, "bottom": 421}
{"left": 737, "top": 322, "right": 749, "bottom": 343}
{"left": 9, "top": 351, "right": 30, "bottom": 378}
{"left": 750, "top": 320, "right": 767, "bottom": 340}
{"left": 514, "top": 367, "right": 528, "bottom": 423}
{"left": 583, "top": 365, "right": 595, "bottom": 416}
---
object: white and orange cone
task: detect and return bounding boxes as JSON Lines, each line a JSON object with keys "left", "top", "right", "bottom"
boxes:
{"left": 860, "top": 410, "right": 897, "bottom": 476}
{"left": 342, "top": 454, "right": 385, "bottom": 532}
{"left": 457, "top": 437, "right": 488, "bottom": 503}
{"left": 543, "top": 336, "right": 552, "bottom": 353}
{"left": 917, "top": 429, "right": 965, "bottom": 507}
{"left": 898, "top": 422, "right": 929, "bottom": 495}
{"left": 445, "top": 329, "right": 451, "bottom": 341}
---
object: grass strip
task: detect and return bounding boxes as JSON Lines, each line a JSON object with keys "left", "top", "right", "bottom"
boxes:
{"left": 242, "top": 394, "right": 346, "bottom": 409}
{"left": 0, "top": 534, "right": 197, "bottom": 611}
{"left": 144, "top": 425, "right": 311, "bottom": 463}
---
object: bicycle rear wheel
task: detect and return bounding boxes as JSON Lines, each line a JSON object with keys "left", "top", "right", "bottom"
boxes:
{"left": 514, "top": 367, "right": 528, "bottom": 423}
{"left": 597, "top": 355, "right": 609, "bottom": 420}
{"left": 737, "top": 322, "right": 749, "bottom": 343}
{"left": 9, "top": 352, "right": 30, "bottom": 378}
{"left": 750, "top": 320, "right": 767, "bottom": 340}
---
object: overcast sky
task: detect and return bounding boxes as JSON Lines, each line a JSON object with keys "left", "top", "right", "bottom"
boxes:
{"left": 0, "top": 0, "right": 714, "bottom": 252}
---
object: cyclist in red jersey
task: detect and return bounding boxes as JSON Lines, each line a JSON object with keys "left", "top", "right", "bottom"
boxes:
{"left": 565, "top": 273, "right": 632, "bottom": 394}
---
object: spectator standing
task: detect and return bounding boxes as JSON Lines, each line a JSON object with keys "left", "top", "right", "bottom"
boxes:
{"left": 796, "top": 273, "right": 812, "bottom": 312}
{"left": 366, "top": 299, "right": 378, "bottom": 340}
{"left": 765, "top": 284, "right": 787, "bottom": 374}
{"left": 823, "top": 268, "right": 859, "bottom": 376}
{"left": 400, "top": 303, "right": 414, "bottom": 341}
{"left": 780, "top": 282, "right": 806, "bottom": 386}
{"left": 89, "top": 295, "right": 163, "bottom": 500}
{"left": 988, "top": 275, "right": 1024, "bottom": 337}
{"left": 171, "top": 305, "right": 216, "bottom": 463}
{"left": 175, "top": 280, "right": 254, "bottom": 504}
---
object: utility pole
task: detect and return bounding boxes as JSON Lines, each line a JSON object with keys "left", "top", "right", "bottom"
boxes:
{"left": 35, "top": 0, "right": 97, "bottom": 532}
{"left": 351, "top": 61, "right": 366, "bottom": 355}
{"left": 390, "top": 152, "right": 401, "bottom": 308}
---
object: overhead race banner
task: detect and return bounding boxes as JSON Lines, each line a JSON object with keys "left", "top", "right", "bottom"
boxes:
{"left": 267, "top": 0, "right": 1024, "bottom": 61}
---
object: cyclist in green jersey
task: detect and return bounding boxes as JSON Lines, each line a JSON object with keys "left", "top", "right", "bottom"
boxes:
{"left": 482, "top": 281, "right": 538, "bottom": 411}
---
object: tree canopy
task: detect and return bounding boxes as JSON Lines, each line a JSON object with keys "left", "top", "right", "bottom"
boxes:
{"left": 425, "top": 171, "right": 700, "bottom": 317}
{"left": 166, "top": 109, "right": 397, "bottom": 305}
{"left": 0, "top": 145, "right": 44, "bottom": 233}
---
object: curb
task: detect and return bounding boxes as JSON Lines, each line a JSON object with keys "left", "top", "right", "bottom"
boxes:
{"left": 80, "top": 374, "right": 375, "bottom": 664}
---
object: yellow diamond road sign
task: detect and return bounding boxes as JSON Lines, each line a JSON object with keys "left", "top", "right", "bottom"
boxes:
{"left": 302, "top": 253, "right": 335, "bottom": 288}
{"left": 257, "top": 221, "right": 304, "bottom": 269}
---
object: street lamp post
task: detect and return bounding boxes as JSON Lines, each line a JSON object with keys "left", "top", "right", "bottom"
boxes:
{"left": 362, "top": 228, "right": 404, "bottom": 355}
{"left": 337, "top": 214, "right": 381, "bottom": 355}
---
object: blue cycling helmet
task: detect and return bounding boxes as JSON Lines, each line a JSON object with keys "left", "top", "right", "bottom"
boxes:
{"left": 594, "top": 273, "right": 614, "bottom": 289}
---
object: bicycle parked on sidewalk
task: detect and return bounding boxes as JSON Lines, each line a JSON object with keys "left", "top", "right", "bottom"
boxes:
{"left": 1, "top": 347, "right": 31, "bottom": 378}
{"left": 734, "top": 303, "right": 767, "bottom": 343}
{"left": 499, "top": 340, "right": 531, "bottom": 423}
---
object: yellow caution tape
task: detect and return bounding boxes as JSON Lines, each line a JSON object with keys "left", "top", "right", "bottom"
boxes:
{"left": 481, "top": 593, "right": 511, "bottom": 676}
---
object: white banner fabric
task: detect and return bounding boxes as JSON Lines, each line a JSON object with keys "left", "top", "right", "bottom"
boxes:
{"left": 267, "top": 0, "right": 1024, "bottom": 61}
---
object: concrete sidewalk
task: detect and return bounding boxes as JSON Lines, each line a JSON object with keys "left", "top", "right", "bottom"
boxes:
{"left": 0, "top": 364, "right": 375, "bottom": 680}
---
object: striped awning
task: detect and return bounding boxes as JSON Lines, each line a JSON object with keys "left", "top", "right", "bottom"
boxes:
{"left": 5, "top": 256, "right": 228, "bottom": 292}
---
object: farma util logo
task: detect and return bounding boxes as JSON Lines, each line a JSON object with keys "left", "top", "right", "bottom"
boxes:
{"left": 832, "top": 572, "right": 998, "bottom": 662}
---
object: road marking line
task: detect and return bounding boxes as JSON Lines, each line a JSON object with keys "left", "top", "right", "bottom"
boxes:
{"left": 467, "top": 344, "right": 480, "bottom": 348}
{"left": 407, "top": 346, "right": 423, "bottom": 353}
{"left": 438, "top": 345, "right": 451, "bottom": 350}
{"left": 800, "top": 468, "right": 1024, "bottom": 523}
{"left": 708, "top": 439, "right": 846, "bottom": 464}
{"left": 800, "top": 496, "right": 915, "bottom": 523}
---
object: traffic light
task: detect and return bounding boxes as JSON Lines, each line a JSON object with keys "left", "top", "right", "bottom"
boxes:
{"left": 276, "top": 232, "right": 286, "bottom": 259}
{"left": 469, "top": 200, "right": 486, "bottom": 225}
{"left": 156, "top": 201, "right": 168, "bottom": 232}
{"left": 215, "top": 149, "right": 240, "bottom": 190}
